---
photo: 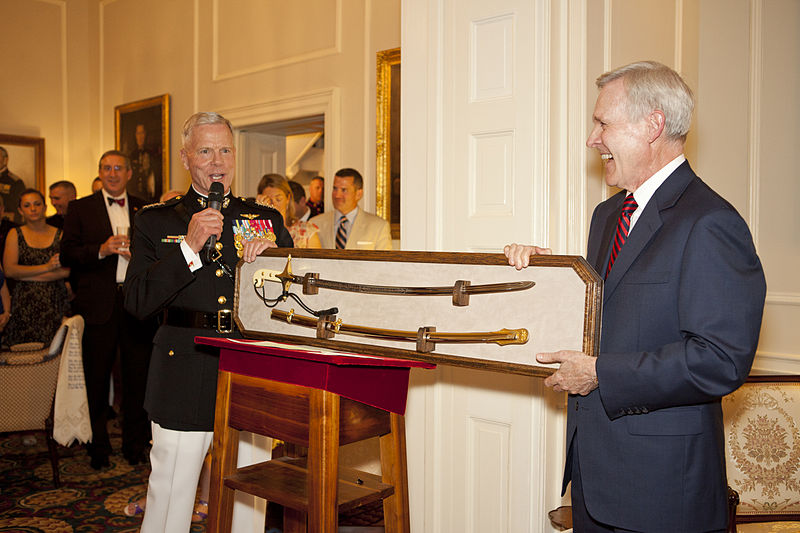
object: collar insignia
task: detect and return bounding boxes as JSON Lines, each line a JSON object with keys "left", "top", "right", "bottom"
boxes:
{"left": 196, "top": 196, "right": 231, "bottom": 209}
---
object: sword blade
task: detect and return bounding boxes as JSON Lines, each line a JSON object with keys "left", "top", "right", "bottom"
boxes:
{"left": 309, "top": 278, "right": 534, "bottom": 297}
{"left": 253, "top": 267, "right": 534, "bottom": 305}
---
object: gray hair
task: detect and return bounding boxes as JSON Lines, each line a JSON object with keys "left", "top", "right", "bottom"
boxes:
{"left": 597, "top": 61, "right": 694, "bottom": 141}
{"left": 98, "top": 150, "right": 131, "bottom": 169}
{"left": 181, "top": 112, "right": 233, "bottom": 147}
{"left": 49, "top": 180, "right": 77, "bottom": 195}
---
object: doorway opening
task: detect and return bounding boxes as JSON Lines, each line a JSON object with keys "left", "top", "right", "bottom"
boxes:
{"left": 235, "top": 114, "right": 325, "bottom": 199}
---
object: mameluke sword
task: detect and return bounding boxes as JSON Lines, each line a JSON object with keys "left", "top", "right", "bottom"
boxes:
{"left": 253, "top": 256, "right": 534, "bottom": 306}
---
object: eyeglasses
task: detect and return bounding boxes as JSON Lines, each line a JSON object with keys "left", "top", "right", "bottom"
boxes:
{"left": 101, "top": 165, "right": 128, "bottom": 172}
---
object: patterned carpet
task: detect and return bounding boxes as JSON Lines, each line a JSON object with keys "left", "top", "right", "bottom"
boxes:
{"left": 0, "top": 422, "right": 383, "bottom": 532}
{"left": 0, "top": 420, "right": 204, "bottom": 533}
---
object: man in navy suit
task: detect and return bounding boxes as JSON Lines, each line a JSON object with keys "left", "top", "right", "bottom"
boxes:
{"left": 61, "top": 150, "right": 155, "bottom": 469}
{"left": 506, "top": 61, "right": 766, "bottom": 531}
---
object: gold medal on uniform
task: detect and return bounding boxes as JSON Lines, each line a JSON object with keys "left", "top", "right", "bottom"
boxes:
{"left": 232, "top": 219, "right": 276, "bottom": 258}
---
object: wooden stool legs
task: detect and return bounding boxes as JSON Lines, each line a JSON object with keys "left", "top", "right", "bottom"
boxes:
{"left": 208, "top": 370, "right": 410, "bottom": 533}
{"left": 208, "top": 370, "right": 237, "bottom": 532}
{"left": 307, "top": 388, "right": 339, "bottom": 531}
{"left": 381, "top": 414, "right": 410, "bottom": 533}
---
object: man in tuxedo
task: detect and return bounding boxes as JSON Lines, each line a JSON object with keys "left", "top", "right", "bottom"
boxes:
{"left": 61, "top": 150, "right": 155, "bottom": 469}
{"left": 505, "top": 61, "right": 766, "bottom": 531}
{"left": 125, "top": 112, "right": 293, "bottom": 531}
{"left": 310, "top": 168, "right": 392, "bottom": 250}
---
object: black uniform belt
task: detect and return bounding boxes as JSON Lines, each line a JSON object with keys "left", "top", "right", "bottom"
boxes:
{"left": 163, "top": 308, "right": 235, "bottom": 334}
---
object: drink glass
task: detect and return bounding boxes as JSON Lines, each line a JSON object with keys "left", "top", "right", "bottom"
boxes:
{"left": 116, "top": 225, "right": 131, "bottom": 252}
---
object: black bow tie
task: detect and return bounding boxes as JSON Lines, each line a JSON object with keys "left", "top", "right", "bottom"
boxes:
{"left": 107, "top": 197, "right": 125, "bottom": 207}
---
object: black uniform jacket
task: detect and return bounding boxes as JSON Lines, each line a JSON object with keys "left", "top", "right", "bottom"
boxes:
{"left": 124, "top": 187, "right": 292, "bottom": 431}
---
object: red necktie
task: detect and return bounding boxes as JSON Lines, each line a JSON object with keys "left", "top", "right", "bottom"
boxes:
{"left": 107, "top": 197, "right": 125, "bottom": 207}
{"left": 605, "top": 194, "right": 638, "bottom": 278}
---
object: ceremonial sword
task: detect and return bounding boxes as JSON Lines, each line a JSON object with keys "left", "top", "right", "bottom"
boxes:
{"left": 253, "top": 256, "right": 535, "bottom": 306}
{"left": 271, "top": 308, "right": 529, "bottom": 353}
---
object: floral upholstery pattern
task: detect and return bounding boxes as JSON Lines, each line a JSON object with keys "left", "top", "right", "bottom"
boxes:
{"left": 723, "top": 379, "right": 800, "bottom": 522}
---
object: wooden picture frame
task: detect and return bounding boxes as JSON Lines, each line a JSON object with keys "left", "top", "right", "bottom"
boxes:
{"left": 376, "top": 47, "right": 401, "bottom": 240}
{"left": 235, "top": 249, "right": 602, "bottom": 377}
{"left": 0, "top": 134, "right": 45, "bottom": 224}
{"left": 114, "top": 94, "right": 170, "bottom": 204}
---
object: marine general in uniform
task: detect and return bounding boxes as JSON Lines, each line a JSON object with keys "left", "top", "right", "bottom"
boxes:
{"left": 124, "top": 111, "right": 293, "bottom": 532}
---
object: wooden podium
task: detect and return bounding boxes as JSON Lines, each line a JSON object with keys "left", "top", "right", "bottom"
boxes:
{"left": 198, "top": 337, "right": 435, "bottom": 533}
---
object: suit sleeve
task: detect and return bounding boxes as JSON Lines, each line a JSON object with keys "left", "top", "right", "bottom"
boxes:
{"left": 124, "top": 210, "right": 195, "bottom": 320}
{"left": 376, "top": 219, "right": 393, "bottom": 250}
{"left": 60, "top": 207, "right": 103, "bottom": 268}
{"left": 596, "top": 207, "right": 766, "bottom": 417}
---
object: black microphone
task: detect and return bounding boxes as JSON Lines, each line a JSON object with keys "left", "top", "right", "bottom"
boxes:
{"left": 203, "top": 182, "right": 225, "bottom": 262}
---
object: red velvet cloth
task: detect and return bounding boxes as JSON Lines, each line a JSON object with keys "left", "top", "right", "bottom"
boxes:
{"left": 196, "top": 337, "right": 435, "bottom": 415}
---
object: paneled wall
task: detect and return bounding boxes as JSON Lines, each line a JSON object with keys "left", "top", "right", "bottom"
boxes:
{"left": 402, "top": 0, "right": 800, "bottom": 531}
{"left": 1, "top": 0, "right": 400, "bottom": 207}
{"left": 0, "top": 0, "right": 99, "bottom": 196}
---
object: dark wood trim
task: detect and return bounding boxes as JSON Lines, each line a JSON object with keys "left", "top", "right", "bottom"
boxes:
{"left": 745, "top": 374, "right": 800, "bottom": 383}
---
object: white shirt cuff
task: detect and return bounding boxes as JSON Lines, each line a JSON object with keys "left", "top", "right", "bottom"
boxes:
{"left": 180, "top": 239, "right": 203, "bottom": 272}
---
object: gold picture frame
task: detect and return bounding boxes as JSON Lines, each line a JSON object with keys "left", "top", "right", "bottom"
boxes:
{"left": 0, "top": 134, "right": 45, "bottom": 223}
{"left": 376, "top": 47, "right": 401, "bottom": 240}
{"left": 114, "top": 94, "right": 170, "bottom": 204}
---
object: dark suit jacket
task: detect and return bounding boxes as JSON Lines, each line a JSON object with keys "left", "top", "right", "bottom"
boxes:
{"left": 566, "top": 161, "right": 766, "bottom": 532}
{"left": 61, "top": 192, "right": 145, "bottom": 325}
{"left": 124, "top": 188, "right": 293, "bottom": 430}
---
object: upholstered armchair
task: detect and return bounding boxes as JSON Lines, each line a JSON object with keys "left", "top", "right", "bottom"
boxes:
{"left": 723, "top": 375, "right": 800, "bottom": 532}
{"left": 0, "top": 317, "right": 78, "bottom": 487}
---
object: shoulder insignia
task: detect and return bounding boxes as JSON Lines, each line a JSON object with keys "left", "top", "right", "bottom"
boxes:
{"left": 142, "top": 195, "right": 183, "bottom": 211}
{"left": 240, "top": 196, "right": 279, "bottom": 213}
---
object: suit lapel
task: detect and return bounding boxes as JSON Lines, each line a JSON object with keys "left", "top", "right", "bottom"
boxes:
{"left": 601, "top": 161, "right": 695, "bottom": 302}
{"left": 345, "top": 212, "right": 363, "bottom": 250}
{"left": 127, "top": 196, "right": 142, "bottom": 220}
{"left": 92, "top": 192, "right": 113, "bottom": 238}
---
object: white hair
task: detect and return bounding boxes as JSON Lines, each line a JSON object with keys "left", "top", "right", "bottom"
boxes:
{"left": 597, "top": 61, "right": 695, "bottom": 141}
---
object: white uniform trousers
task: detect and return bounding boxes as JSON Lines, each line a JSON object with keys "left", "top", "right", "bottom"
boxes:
{"left": 141, "top": 422, "right": 212, "bottom": 532}
{"left": 140, "top": 423, "right": 271, "bottom": 532}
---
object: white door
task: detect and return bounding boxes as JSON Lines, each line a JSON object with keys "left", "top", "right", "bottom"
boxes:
{"left": 236, "top": 131, "right": 286, "bottom": 198}
{"left": 402, "top": 0, "right": 566, "bottom": 531}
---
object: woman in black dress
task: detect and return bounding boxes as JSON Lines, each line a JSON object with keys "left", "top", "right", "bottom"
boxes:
{"left": 2, "top": 189, "right": 70, "bottom": 346}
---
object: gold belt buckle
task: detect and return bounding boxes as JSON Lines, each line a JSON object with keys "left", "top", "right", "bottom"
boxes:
{"left": 216, "top": 309, "right": 233, "bottom": 334}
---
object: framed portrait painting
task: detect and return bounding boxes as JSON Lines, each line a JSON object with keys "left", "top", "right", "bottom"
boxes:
{"left": 0, "top": 134, "right": 45, "bottom": 224}
{"left": 114, "top": 94, "right": 170, "bottom": 204}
